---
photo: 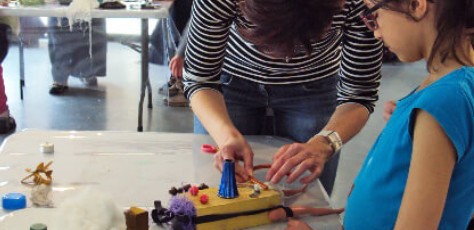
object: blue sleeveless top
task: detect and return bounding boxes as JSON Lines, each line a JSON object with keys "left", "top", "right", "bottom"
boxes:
{"left": 344, "top": 67, "right": 474, "bottom": 229}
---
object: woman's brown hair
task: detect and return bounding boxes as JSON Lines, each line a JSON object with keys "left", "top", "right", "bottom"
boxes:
{"left": 238, "top": 0, "right": 344, "bottom": 59}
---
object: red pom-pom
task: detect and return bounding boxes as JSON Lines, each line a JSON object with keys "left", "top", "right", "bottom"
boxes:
{"left": 200, "top": 194, "right": 209, "bottom": 204}
{"left": 189, "top": 185, "right": 199, "bottom": 196}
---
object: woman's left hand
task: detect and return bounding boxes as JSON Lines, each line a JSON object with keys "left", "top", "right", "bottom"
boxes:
{"left": 265, "top": 136, "right": 333, "bottom": 184}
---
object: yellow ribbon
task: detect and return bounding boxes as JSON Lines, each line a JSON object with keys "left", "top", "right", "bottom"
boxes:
{"left": 21, "top": 161, "right": 53, "bottom": 185}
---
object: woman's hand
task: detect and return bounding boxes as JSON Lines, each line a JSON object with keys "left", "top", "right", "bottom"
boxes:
{"left": 265, "top": 136, "right": 333, "bottom": 184}
{"left": 169, "top": 55, "right": 185, "bottom": 78}
{"left": 286, "top": 219, "right": 312, "bottom": 230}
{"left": 383, "top": 100, "right": 397, "bottom": 121}
{"left": 213, "top": 133, "right": 254, "bottom": 182}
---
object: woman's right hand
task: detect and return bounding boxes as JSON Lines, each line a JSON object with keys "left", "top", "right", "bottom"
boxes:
{"left": 189, "top": 90, "right": 254, "bottom": 182}
{"left": 383, "top": 100, "right": 397, "bottom": 121}
{"left": 213, "top": 133, "right": 254, "bottom": 182}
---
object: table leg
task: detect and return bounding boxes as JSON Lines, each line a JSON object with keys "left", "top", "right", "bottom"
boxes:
{"left": 144, "top": 20, "right": 153, "bottom": 109}
{"left": 138, "top": 18, "right": 150, "bottom": 132}
{"left": 19, "top": 35, "right": 25, "bottom": 100}
{"left": 147, "top": 76, "right": 152, "bottom": 108}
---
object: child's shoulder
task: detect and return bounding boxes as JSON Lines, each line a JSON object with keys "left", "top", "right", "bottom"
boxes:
{"left": 449, "top": 66, "right": 474, "bottom": 100}
{"left": 442, "top": 66, "right": 474, "bottom": 81}
{"left": 414, "top": 67, "right": 474, "bottom": 112}
{"left": 455, "top": 66, "right": 474, "bottom": 79}
{"left": 433, "top": 66, "right": 474, "bottom": 97}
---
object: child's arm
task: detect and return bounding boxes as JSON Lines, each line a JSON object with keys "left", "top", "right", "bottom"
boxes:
{"left": 394, "top": 110, "right": 456, "bottom": 229}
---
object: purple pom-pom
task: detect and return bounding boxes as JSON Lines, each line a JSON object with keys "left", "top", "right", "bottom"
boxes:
{"left": 169, "top": 195, "right": 196, "bottom": 230}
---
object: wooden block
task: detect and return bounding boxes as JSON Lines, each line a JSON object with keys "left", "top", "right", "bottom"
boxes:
{"left": 124, "top": 206, "right": 148, "bottom": 230}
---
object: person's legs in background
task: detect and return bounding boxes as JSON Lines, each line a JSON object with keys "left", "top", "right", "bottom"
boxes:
{"left": 155, "top": 0, "right": 193, "bottom": 102}
{"left": 48, "top": 18, "right": 107, "bottom": 95}
{"left": 0, "top": 23, "right": 16, "bottom": 134}
{"left": 165, "top": 26, "right": 189, "bottom": 107}
{"left": 47, "top": 17, "right": 71, "bottom": 95}
{"left": 153, "top": 19, "right": 178, "bottom": 98}
{"left": 70, "top": 18, "right": 107, "bottom": 86}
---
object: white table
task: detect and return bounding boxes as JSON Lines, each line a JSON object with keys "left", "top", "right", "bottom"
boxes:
{"left": 0, "top": 130, "right": 342, "bottom": 229}
{"left": 0, "top": 2, "right": 173, "bottom": 131}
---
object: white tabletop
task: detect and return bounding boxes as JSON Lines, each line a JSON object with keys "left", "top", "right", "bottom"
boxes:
{"left": 0, "top": 130, "right": 342, "bottom": 229}
{"left": 0, "top": 1, "right": 171, "bottom": 18}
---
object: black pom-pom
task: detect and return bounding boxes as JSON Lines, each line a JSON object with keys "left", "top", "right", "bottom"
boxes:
{"left": 182, "top": 184, "right": 191, "bottom": 192}
{"left": 198, "top": 183, "right": 209, "bottom": 190}
{"left": 169, "top": 187, "right": 178, "bottom": 196}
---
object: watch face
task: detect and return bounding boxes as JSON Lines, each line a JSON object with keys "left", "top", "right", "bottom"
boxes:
{"left": 322, "top": 131, "right": 341, "bottom": 150}
{"left": 316, "top": 130, "right": 342, "bottom": 151}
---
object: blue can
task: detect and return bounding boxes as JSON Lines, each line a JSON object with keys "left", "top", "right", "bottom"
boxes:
{"left": 2, "top": 192, "right": 27, "bottom": 210}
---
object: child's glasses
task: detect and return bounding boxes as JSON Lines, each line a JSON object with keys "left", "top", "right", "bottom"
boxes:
{"left": 360, "top": 1, "right": 391, "bottom": 31}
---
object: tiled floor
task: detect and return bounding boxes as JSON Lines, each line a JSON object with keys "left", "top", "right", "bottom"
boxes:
{"left": 0, "top": 37, "right": 427, "bottom": 215}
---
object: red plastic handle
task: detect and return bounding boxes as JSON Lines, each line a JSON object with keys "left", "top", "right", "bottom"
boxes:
{"left": 201, "top": 144, "right": 218, "bottom": 154}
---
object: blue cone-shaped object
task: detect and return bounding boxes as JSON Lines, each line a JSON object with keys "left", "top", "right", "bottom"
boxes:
{"left": 218, "top": 159, "right": 239, "bottom": 199}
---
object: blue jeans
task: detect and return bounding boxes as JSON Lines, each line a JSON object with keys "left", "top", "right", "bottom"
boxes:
{"left": 194, "top": 72, "right": 340, "bottom": 195}
{"left": 48, "top": 18, "right": 107, "bottom": 84}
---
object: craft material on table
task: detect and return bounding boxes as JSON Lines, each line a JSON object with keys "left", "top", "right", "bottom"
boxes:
{"left": 201, "top": 144, "right": 218, "bottom": 154}
{"left": 0, "top": 131, "right": 342, "bottom": 229}
{"left": 2, "top": 192, "right": 27, "bottom": 210}
{"left": 40, "top": 142, "right": 54, "bottom": 154}
{"left": 21, "top": 161, "right": 53, "bottom": 186}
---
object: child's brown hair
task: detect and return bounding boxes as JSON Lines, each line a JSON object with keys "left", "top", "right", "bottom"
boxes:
{"left": 372, "top": 0, "right": 474, "bottom": 70}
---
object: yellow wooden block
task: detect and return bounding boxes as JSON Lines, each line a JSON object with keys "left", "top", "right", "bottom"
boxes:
{"left": 130, "top": 206, "right": 146, "bottom": 215}
{"left": 185, "top": 187, "right": 282, "bottom": 230}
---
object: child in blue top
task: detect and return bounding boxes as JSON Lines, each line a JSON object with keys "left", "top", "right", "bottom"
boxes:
{"left": 286, "top": 0, "right": 474, "bottom": 229}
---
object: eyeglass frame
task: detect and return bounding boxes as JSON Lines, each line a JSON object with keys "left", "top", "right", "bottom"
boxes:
{"left": 360, "top": 0, "right": 393, "bottom": 31}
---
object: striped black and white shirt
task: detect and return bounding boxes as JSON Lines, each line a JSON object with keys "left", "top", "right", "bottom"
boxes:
{"left": 183, "top": 0, "right": 383, "bottom": 113}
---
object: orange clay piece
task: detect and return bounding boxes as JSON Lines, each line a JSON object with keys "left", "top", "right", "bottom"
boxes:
{"left": 248, "top": 176, "right": 269, "bottom": 190}
{"left": 282, "top": 184, "right": 308, "bottom": 197}
{"left": 253, "top": 164, "right": 271, "bottom": 170}
{"left": 253, "top": 164, "right": 291, "bottom": 177}
{"left": 251, "top": 165, "right": 343, "bottom": 223}
{"left": 21, "top": 161, "right": 53, "bottom": 185}
{"left": 268, "top": 206, "right": 344, "bottom": 222}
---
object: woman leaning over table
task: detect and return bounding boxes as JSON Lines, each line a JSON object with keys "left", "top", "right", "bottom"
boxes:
{"left": 183, "top": 0, "right": 383, "bottom": 195}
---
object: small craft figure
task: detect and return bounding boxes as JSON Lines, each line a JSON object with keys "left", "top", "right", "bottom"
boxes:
{"left": 21, "top": 161, "right": 54, "bottom": 207}
{"left": 21, "top": 161, "right": 53, "bottom": 185}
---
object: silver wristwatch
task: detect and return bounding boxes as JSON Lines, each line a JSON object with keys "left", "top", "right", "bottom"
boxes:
{"left": 316, "top": 130, "right": 342, "bottom": 153}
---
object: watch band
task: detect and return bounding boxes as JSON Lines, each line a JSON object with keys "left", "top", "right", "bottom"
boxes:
{"left": 316, "top": 130, "right": 342, "bottom": 153}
